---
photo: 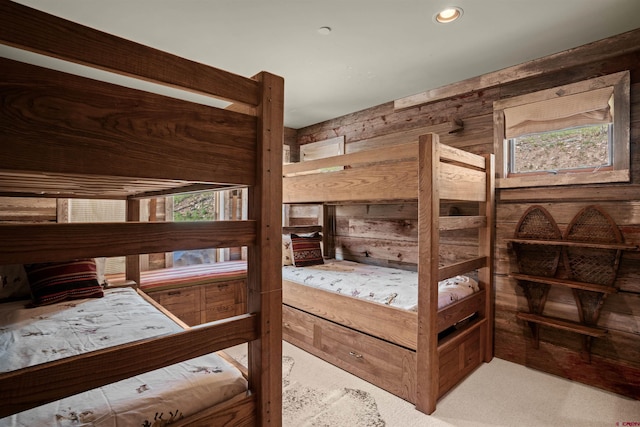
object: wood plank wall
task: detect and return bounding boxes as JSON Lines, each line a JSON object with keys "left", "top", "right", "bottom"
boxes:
{"left": 1, "top": 197, "right": 171, "bottom": 270}
{"left": 290, "top": 37, "right": 640, "bottom": 398}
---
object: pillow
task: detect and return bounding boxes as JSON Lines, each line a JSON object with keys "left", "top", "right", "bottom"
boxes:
{"left": 290, "top": 232, "right": 324, "bottom": 267}
{"left": 24, "top": 259, "right": 104, "bottom": 306}
{"left": 0, "top": 264, "right": 31, "bottom": 301}
{"left": 282, "top": 235, "right": 294, "bottom": 266}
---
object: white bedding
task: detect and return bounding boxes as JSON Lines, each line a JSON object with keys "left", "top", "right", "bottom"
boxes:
{"left": 0, "top": 288, "right": 247, "bottom": 427}
{"left": 283, "top": 259, "right": 479, "bottom": 311}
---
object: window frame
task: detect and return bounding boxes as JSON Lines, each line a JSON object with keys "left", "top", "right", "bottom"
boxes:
{"left": 494, "top": 71, "right": 630, "bottom": 189}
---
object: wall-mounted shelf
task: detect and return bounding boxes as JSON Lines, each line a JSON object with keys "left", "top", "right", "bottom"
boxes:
{"left": 508, "top": 273, "right": 619, "bottom": 295}
{"left": 516, "top": 312, "right": 607, "bottom": 338}
{"left": 508, "top": 205, "right": 636, "bottom": 362}
{"left": 506, "top": 238, "right": 637, "bottom": 251}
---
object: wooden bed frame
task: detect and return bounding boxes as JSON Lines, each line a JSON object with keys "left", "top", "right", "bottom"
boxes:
{"left": 282, "top": 134, "right": 495, "bottom": 414}
{"left": 0, "top": 1, "right": 283, "bottom": 425}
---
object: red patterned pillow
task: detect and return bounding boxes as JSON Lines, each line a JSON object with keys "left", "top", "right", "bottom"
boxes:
{"left": 290, "top": 232, "right": 324, "bottom": 267}
{"left": 24, "top": 259, "right": 104, "bottom": 306}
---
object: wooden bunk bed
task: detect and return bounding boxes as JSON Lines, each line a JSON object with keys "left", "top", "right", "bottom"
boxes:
{"left": 0, "top": 1, "right": 283, "bottom": 425}
{"left": 282, "top": 133, "right": 495, "bottom": 414}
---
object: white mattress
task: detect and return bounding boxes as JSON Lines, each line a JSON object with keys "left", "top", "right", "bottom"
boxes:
{"left": 0, "top": 287, "right": 247, "bottom": 426}
{"left": 283, "top": 259, "right": 479, "bottom": 311}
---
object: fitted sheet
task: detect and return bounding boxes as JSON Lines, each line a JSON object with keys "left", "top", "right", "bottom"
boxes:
{"left": 0, "top": 287, "right": 247, "bottom": 426}
{"left": 283, "top": 259, "right": 479, "bottom": 311}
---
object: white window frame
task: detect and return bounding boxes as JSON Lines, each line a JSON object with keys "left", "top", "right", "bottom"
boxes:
{"left": 494, "top": 71, "right": 630, "bottom": 189}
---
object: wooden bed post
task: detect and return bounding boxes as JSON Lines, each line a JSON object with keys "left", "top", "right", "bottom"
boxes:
{"left": 323, "top": 204, "right": 336, "bottom": 259}
{"left": 247, "top": 70, "right": 284, "bottom": 426}
{"left": 126, "top": 199, "right": 141, "bottom": 287}
{"left": 416, "top": 133, "right": 440, "bottom": 414}
{"left": 481, "top": 154, "right": 496, "bottom": 362}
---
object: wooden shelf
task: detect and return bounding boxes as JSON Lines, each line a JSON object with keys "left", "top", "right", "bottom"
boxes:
{"left": 505, "top": 238, "right": 638, "bottom": 251}
{"left": 509, "top": 273, "right": 618, "bottom": 294}
{"left": 508, "top": 205, "right": 629, "bottom": 362}
{"left": 516, "top": 312, "right": 607, "bottom": 338}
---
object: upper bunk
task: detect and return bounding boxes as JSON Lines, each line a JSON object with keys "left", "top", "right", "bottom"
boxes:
{"left": 283, "top": 134, "right": 491, "bottom": 205}
{"left": 1, "top": 3, "right": 264, "bottom": 200}
{"left": 0, "top": 0, "right": 284, "bottom": 266}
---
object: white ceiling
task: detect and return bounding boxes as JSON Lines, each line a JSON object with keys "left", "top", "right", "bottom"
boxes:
{"left": 4, "top": 0, "right": 640, "bottom": 129}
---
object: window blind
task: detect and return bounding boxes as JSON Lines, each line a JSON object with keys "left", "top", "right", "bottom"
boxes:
{"left": 504, "top": 86, "right": 614, "bottom": 139}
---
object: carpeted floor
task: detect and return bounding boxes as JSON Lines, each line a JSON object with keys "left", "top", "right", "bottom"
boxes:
{"left": 225, "top": 341, "right": 640, "bottom": 426}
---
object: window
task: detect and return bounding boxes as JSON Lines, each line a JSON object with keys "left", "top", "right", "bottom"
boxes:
{"left": 509, "top": 123, "right": 612, "bottom": 175}
{"left": 172, "top": 188, "right": 247, "bottom": 265}
{"left": 494, "top": 71, "right": 630, "bottom": 188}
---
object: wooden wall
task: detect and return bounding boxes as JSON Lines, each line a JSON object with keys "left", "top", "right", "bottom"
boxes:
{"left": 290, "top": 30, "right": 640, "bottom": 398}
{"left": 1, "top": 197, "right": 171, "bottom": 270}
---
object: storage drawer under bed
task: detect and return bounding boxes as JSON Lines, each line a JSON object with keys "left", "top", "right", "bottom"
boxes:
{"left": 283, "top": 304, "right": 485, "bottom": 403}
{"left": 283, "top": 304, "right": 417, "bottom": 402}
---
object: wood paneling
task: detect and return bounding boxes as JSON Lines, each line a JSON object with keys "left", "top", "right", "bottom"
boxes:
{"left": 293, "top": 31, "right": 640, "bottom": 398}
{"left": 0, "top": 1, "right": 260, "bottom": 107}
{"left": 0, "top": 197, "right": 56, "bottom": 222}
{"left": 0, "top": 221, "right": 256, "bottom": 264}
{"left": 1, "top": 59, "right": 257, "bottom": 189}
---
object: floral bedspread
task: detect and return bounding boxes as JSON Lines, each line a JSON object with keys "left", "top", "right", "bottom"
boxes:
{"left": 283, "top": 259, "right": 479, "bottom": 311}
{"left": 0, "top": 288, "right": 247, "bottom": 427}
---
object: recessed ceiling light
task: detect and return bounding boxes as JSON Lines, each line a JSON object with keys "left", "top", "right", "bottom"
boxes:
{"left": 434, "top": 7, "right": 463, "bottom": 23}
{"left": 317, "top": 26, "right": 332, "bottom": 35}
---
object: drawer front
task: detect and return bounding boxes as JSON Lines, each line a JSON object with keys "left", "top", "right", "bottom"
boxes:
{"left": 204, "top": 279, "right": 247, "bottom": 322}
{"left": 148, "top": 287, "right": 200, "bottom": 326}
{"left": 283, "top": 305, "right": 416, "bottom": 402}
{"left": 438, "top": 325, "right": 481, "bottom": 396}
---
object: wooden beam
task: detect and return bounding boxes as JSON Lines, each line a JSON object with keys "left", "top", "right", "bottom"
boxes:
{"left": 415, "top": 133, "right": 440, "bottom": 415}
{"left": 247, "top": 71, "right": 284, "bottom": 427}
{"left": 394, "top": 28, "right": 640, "bottom": 110}
{"left": 0, "top": 0, "right": 260, "bottom": 107}
{"left": 0, "top": 221, "right": 256, "bottom": 264}
{"left": 0, "top": 314, "right": 258, "bottom": 418}
{"left": 1, "top": 58, "right": 257, "bottom": 186}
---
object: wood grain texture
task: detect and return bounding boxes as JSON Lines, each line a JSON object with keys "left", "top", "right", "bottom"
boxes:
{"left": 172, "top": 393, "right": 257, "bottom": 427}
{"left": 292, "top": 27, "right": 639, "bottom": 399}
{"left": 283, "top": 135, "right": 494, "bottom": 415}
{"left": 1, "top": 59, "right": 257, "bottom": 188}
{"left": 0, "top": 197, "right": 56, "bottom": 222}
{"left": 283, "top": 305, "right": 418, "bottom": 402}
{"left": 394, "top": 28, "right": 640, "bottom": 110}
{"left": 1, "top": 4, "right": 285, "bottom": 425}
{"left": 284, "top": 279, "right": 418, "bottom": 348}
{"left": 0, "top": 0, "right": 260, "bottom": 107}
{"left": 0, "top": 220, "right": 256, "bottom": 264}
{"left": 246, "top": 71, "right": 284, "bottom": 426}
{"left": 0, "top": 314, "right": 258, "bottom": 418}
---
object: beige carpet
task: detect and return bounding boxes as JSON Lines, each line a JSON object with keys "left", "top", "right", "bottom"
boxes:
{"left": 226, "top": 341, "right": 640, "bottom": 426}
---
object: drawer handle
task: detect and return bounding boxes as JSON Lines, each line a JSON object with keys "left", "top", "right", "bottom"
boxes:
{"left": 168, "top": 291, "right": 181, "bottom": 296}
{"left": 349, "top": 351, "right": 363, "bottom": 359}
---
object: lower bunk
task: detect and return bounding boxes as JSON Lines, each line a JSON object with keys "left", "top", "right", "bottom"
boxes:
{"left": 282, "top": 260, "right": 488, "bottom": 405}
{"left": 0, "top": 286, "right": 255, "bottom": 426}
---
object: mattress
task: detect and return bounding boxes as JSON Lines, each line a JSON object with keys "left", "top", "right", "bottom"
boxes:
{"left": 282, "top": 259, "right": 479, "bottom": 311}
{"left": 0, "top": 287, "right": 247, "bottom": 427}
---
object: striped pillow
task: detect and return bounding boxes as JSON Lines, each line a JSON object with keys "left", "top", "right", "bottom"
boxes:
{"left": 290, "top": 232, "right": 324, "bottom": 267}
{"left": 25, "top": 259, "right": 104, "bottom": 306}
